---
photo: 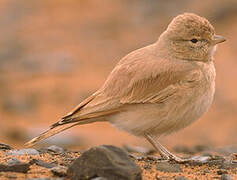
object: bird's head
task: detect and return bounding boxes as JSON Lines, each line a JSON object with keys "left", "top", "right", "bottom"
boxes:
{"left": 158, "top": 13, "right": 226, "bottom": 62}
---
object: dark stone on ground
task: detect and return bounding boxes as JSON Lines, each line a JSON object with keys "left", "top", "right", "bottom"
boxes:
{"left": 156, "top": 161, "right": 183, "bottom": 173}
{"left": 67, "top": 145, "right": 142, "bottom": 180}
{"left": 51, "top": 166, "right": 68, "bottom": 177}
{"left": 0, "top": 161, "right": 31, "bottom": 173}
{"left": 32, "top": 159, "right": 57, "bottom": 169}
{"left": 221, "top": 174, "right": 233, "bottom": 180}
{"left": 0, "top": 143, "right": 13, "bottom": 150}
{"left": 7, "top": 148, "right": 39, "bottom": 155}
{"left": 46, "top": 145, "right": 65, "bottom": 154}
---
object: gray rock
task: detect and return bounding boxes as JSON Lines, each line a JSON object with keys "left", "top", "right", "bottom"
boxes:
{"left": 0, "top": 162, "right": 31, "bottom": 173}
{"left": 221, "top": 174, "right": 233, "bottom": 180}
{"left": 47, "top": 145, "right": 65, "bottom": 153}
{"left": 7, "top": 148, "right": 39, "bottom": 155}
{"left": 32, "top": 159, "right": 57, "bottom": 169}
{"left": 156, "top": 161, "right": 182, "bottom": 173}
{"left": 67, "top": 145, "right": 142, "bottom": 180}
{"left": 51, "top": 166, "right": 68, "bottom": 177}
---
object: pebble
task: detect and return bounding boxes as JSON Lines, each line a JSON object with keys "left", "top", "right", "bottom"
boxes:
{"left": 32, "top": 159, "right": 57, "bottom": 169}
{"left": 47, "top": 145, "right": 65, "bottom": 153}
{"left": 67, "top": 145, "right": 142, "bottom": 180}
{"left": 0, "top": 162, "right": 31, "bottom": 173}
{"left": 7, "top": 148, "right": 39, "bottom": 155}
{"left": 156, "top": 161, "right": 183, "bottom": 173}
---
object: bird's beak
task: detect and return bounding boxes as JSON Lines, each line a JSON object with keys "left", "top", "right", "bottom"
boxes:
{"left": 212, "top": 35, "right": 226, "bottom": 45}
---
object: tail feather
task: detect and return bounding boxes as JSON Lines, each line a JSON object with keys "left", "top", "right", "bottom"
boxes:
{"left": 24, "top": 119, "right": 95, "bottom": 147}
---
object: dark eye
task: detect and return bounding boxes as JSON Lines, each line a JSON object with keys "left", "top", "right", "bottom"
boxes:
{"left": 190, "top": 39, "right": 198, "bottom": 43}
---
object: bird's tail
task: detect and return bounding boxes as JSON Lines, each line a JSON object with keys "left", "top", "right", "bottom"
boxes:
{"left": 24, "top": 119, "right": 95, "bottom": 147}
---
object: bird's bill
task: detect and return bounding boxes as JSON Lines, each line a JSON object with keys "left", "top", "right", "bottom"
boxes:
{"left": 212, "top": 35, "right": 226, "bottom": 45}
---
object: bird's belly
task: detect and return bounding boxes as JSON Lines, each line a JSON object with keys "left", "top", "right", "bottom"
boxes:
{"left": 110, "top": 84, "right": 215, "bottom": 137}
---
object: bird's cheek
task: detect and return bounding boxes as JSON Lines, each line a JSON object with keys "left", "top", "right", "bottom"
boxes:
{"left": 209, "top": 45, "right": 217, "bottom": 57}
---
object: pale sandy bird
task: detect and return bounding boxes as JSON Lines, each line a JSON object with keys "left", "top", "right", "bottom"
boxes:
{"left": 25, "top": 13, "right": 226, "bottom": 162}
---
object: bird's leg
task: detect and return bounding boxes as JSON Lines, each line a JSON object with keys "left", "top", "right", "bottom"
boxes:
{"left": 144, "top": 133, "right": 186, "bottom": 163}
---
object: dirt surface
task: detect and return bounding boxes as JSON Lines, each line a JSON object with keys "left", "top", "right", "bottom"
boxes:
{"left": 0, "top": 145, "right": 237, "bottom": 180}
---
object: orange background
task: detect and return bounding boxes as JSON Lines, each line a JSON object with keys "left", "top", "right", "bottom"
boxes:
{"left": 0, "top": 0, "right": 237, "bottom": 150}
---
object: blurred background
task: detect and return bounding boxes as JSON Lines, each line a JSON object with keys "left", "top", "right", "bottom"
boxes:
{"left": 0, "top": 0, "right": 236, "bottom": 150}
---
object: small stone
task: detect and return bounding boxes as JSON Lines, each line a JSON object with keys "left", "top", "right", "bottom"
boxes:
{"left": 51, "top": 166, "right": 68, "bottom": 177}
{"left": 47, "top": 145, "right": 65, "bottom": 153}
{"left": 0, "top": 143, "right": 13, "bottom": 150}
{"left": 187, "top": 155, "right": 212, "bottom": 166}
{"left": 32, "top": 159, "right": 57, "bottom": 169}
{"left": 156, "top": 161, "right": 182, "bottom": 173}
{"left": 7, "top": 148, "right": 39, "bottom": 155}
{"left": 0, "top": 162, "right": 31, "bottom": 173}
{"left": 190, "top": 155, "right": 210, "bottom": 163}
{"left": 175, "top": 176, "right": 189, "bottom": 180}
{"left": 67, "top": 145, "right": 142, "bottom": 180}
{"left": 221, "top": 174, "right": 233, "bottom": 180}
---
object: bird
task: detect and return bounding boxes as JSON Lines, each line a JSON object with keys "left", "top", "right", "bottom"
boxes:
{"left": 25, "top": 13, "right": 226, "bottom": 162}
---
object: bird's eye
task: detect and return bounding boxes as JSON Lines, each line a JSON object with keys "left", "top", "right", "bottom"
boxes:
{"left": 190, "top": 39, "right": 198, "bottom": 43}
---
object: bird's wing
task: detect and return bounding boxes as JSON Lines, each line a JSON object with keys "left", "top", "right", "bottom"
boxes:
{"left": 100, "top": 48, "right": 202, "bottom": 105}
